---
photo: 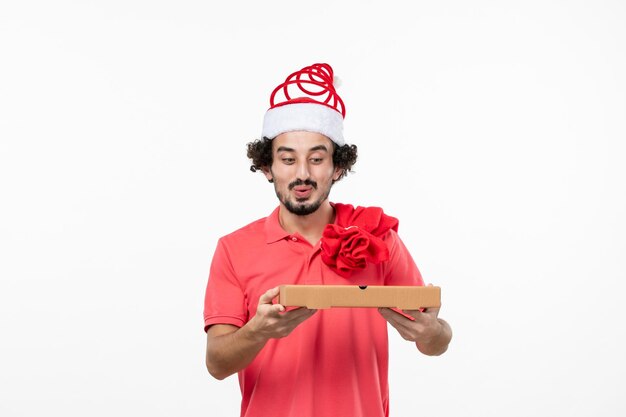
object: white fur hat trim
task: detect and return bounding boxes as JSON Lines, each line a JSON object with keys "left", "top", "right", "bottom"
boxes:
{"left": 262, "top": 102, "right": 345, "bottom": 146}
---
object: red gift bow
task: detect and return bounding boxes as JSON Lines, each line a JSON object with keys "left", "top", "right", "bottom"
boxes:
{"left": 320, "top": 204, "right": 399, "bottom": 278}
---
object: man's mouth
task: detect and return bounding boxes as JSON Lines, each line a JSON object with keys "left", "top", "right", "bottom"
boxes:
{"left": 293, "top": 186, "right": 313, "bottom": 199}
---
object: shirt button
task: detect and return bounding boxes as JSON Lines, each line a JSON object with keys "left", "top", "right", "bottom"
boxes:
{"left": 291, "top": 237, "right": 298, "bottom": 241}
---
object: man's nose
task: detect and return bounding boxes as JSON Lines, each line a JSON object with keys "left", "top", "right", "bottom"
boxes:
{"left": 295, "top": 160, "right": 310, "bottom": 180}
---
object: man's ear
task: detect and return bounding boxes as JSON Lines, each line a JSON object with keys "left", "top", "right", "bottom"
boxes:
{"left": 262, "top": 167, "right": 274, "bottom": 183}
{"left": 332, "top": 167, "right": 343, "bottom": 182}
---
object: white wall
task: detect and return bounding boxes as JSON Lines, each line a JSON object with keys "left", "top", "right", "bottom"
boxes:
{"left": 1, "top": 1, "right": 624, "bottom": 416}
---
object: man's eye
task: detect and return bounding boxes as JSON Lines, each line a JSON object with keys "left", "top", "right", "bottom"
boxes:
{"left": 282, "top": 158, "right": 295, "bottom": 164}
{"left": 310, "top": 158, "right": 323, "bottom": 164}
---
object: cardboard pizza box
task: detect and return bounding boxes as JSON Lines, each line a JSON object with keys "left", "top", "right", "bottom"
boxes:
{"left": 278, "top": 285, "right": 441, "bottom": 309}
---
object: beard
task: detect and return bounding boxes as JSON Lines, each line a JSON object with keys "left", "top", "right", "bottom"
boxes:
{"left": 274, "top": 178, "right": 332, "bottom": 216}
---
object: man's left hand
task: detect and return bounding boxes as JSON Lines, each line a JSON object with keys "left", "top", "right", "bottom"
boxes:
{"left": 377, "top": 288, "right": 452, "bottom": 356}
{"left": 378, "top": 306, "right": 442, "bottom": 343}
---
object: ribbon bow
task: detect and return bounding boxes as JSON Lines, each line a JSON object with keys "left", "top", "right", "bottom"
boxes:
{"left": 320, "top": 204, "right": 399, "bottom": 278}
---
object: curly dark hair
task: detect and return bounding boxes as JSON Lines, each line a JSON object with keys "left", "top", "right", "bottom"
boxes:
{"left": 246, "top": 137, "right": 358, "bottom": 182}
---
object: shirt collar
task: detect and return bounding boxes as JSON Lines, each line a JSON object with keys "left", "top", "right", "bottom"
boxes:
{"left": 264, "top": 206, "right": 290, "bottom": 244}
{"left": 263, "top": 203, "right": 345, "bottom": 244}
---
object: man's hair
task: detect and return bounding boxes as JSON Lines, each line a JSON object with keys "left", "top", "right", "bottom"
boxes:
{"left": 246, "top": 137, "right": 358, "bottom": 182}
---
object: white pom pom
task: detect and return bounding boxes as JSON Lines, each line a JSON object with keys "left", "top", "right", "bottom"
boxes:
{"left": 333, "top": 75, "right": 342, "bottom": 88}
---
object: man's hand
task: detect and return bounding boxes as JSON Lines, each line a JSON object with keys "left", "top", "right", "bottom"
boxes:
{"left": 378, "top": 285, "right": 452, "bottom": 356}
{"left": 206, "top": 287, "right": 317, "bottom": 380}
{"left": 378, "top": 305, "right": 442, "bottom": 340}
{"left": 247, "top": 287, "right": 318, "bottom": 343}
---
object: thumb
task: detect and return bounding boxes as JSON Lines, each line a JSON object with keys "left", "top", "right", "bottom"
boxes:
{"left": 259, "top": 287, "right": 280, "bottom": 305}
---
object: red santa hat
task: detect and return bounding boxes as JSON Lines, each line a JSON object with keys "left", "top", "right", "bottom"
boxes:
{"left": 262, "top": 63, "right": 346, "bottom": 146}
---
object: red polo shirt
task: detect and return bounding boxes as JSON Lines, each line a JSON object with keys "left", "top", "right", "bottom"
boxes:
{"left": 204, "top": 204, "right": 423, "bottom": 417}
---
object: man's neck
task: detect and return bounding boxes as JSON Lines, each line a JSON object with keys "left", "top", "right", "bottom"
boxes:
{"left": 278, "top": 201, "right": 335, "bottom": 245}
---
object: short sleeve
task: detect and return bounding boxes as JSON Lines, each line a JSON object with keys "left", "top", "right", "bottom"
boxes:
{"left": 383, "top": 230, "right": 424, "bottom": 286}
{"left": 203, "top": 237, "right": 247, "bottom": 332}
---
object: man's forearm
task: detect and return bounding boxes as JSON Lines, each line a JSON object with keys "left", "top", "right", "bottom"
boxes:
{"left": 206, "top": 321, "right": 267, "bottom": 380}
{"left": 415, "top": 318, "right": 452, "bottom": 356}
{"left": 206, "top": 290, "right": 319, "bottom": 380}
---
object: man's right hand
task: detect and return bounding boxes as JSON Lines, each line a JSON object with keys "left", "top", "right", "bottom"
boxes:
{"left": 247, "top": 287, "right": 317, "bottom": 342}
{"left": 206, "top": 286, "right": 317, "bottom": 380}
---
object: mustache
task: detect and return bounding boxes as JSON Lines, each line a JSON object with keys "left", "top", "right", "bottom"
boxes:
{"left": 288, "top": 179, "right": 318, "bottom": 190}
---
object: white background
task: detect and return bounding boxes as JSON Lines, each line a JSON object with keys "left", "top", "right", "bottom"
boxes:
{"left": 1, "top": 1, "right": 625, "bottom": 416}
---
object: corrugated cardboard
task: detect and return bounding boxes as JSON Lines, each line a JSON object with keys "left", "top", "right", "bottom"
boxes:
{"left": 278, "top": 285, "right": 441, "bottom": 309}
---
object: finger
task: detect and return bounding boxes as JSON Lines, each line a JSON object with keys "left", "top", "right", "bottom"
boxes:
{"left": 401, "top": 309, "right": 421, "bottom": 320}
{"left": 255, "top": 302, "right": 284, "bottom": 319}
{"left": 377, "top": 307, "right": 396, "bottom": 325}
{"left": 379, "top": 307, "right": 415, "bottom": 321}
{"left": 378, "top": 308, "right": 406, "bottom": 328}
{"left": 283, "top": 307, "right": 317, "bottom": 322}
{"left": 291, "top": 309, "right": 318, "bottom": 325}
{"left": 259, "top": 287, "right": 280, "bottom": 305}
{"left": 403, "top": 306, "right": 440, "bottom": 321}
{"left": 275, "top": 309, "right": 317, "bottom": 334}
{"left": 271, "top": 303, "right": 286, "bottom": 313}
{"left": 378, "top": 308, "right": 414, "bottom": 335}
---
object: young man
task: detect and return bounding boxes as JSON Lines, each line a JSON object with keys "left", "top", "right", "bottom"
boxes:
{"left": 204, "top": 63, "right": 452, "bottom": 417}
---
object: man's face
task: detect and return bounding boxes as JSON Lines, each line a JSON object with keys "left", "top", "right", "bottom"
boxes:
{"left": 264, "top": 131, "right": 342, "bottom": 216}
